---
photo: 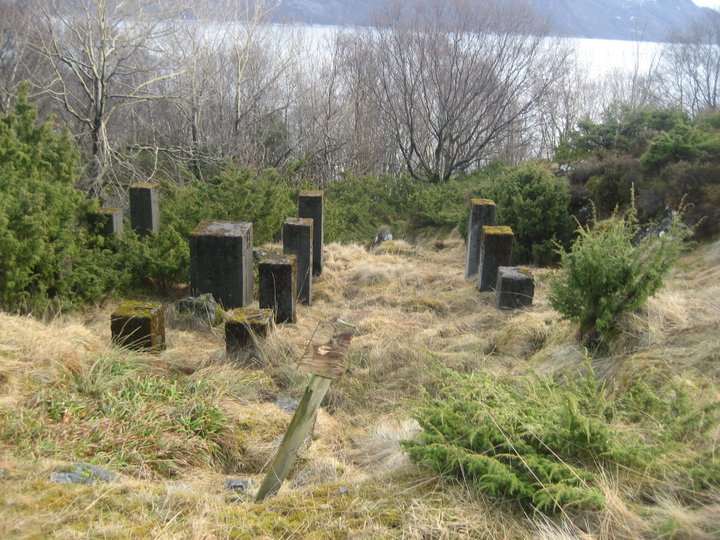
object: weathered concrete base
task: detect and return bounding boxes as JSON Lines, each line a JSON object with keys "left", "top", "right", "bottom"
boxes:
{"left": 111, "top": 302, "right": 165, "bottom": 352}
{"left": 190, "top": 221, "right": 254, "bottom": 309}
{"left": 478, "top": 225, "right": 514, "bottom": 292}
{"left": 465, "top": 199, "right": 496, "bottom": 280}
{"left": 259, "top": 254, "right": 297, "bottom": 324}
{"left": 298, "top": 191, "right": 324, "bottom": 276}
{"left": 283, "top": 217, "right": 313, "bottom": 306}
{"left": 226, "top": 308, "right": 274, "bottom": 353}
{"left": 91, "top": 207, "right": 123, "bottom": 237}
{"left": 129, "top": 184, "right": 159, "bottom": 235}
{"left": 495, "top": 266, "right": 535, "bottom": 309}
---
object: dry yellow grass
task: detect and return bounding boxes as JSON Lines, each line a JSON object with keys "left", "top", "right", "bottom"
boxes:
{"left": 0, "top": 234, "right": 719, "bottom": 538}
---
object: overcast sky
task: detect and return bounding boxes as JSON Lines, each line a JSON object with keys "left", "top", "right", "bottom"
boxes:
{"left": 694, "top": 0, "right": 720, "bottom": 9}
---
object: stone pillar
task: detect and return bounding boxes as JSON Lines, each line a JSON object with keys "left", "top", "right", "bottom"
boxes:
{"left": 259, "top": 254, "right": 297, "bottom": 324}
{"left": 465, "top": 199, "right": 496, "bottom": 280}
{"left": 226, "top": 308, "right": 274, "bottom": 354}
{"left": 495, "top": 266, "right": 535, "bottom": 309}
{"left": 129, "top": 184, "right": 159, "bottom": 235}
{"left": 283, "top": 217, "right": 313, "bottom": 306}
{"left": 298, "top": 190, "right": 323, "bottom": 276}
{"left": 190, "top": 221, "right": 254, "bottom": 309}
{"left": 477, "top": 226, "right": 514, "bottom": 292}
{"left": 91, "top": 207, "right": 123, "bottom": 237}
{"left": 111, "top": 302, "right": 166, "bottom": 352}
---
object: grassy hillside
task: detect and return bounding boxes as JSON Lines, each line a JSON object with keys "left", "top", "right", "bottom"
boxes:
{"left": 1, "top": 234, "right": 719, "bottom": 539}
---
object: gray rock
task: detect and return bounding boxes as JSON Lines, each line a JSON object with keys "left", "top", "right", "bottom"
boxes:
{"left": 224, "top": 478, "right": 254, "bottom": 492}
{"left": 176, "top": 293, "right": 218, "bottom": 323}
{"left": 0, "top": 469, "right": 6, "bottom": 480}
{"left": 275, "top": 397, "right": 299, "bottom": 412}
{"left": 633, "top": 207, "right": 689, "bottom": 246}
{"left": 371, "top": 227, "right": 394, "bottom": 248}
{"left": 50, "top": 463, "right": 117, "bottom": 485}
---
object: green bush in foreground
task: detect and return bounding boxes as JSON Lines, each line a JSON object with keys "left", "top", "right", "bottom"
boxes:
{"left": 549, "top": 201, "right": 687, "bottom": 343}
{"left": 0, "top": 89, "right": 117, "bottom": 312}
{"left": 403, "top": 367, "right": 719, "bottom": 514}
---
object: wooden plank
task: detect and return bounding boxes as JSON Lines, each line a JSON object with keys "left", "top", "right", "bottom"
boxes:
{"left": 255, "top": 319, "right": 355, "bottom": 502}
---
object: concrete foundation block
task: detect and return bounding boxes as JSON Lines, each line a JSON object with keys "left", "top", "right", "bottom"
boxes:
{"left": 91, "top": 207, "right": 123, "bottom": 237}
{"left": 225, "top": 308, "right": 274, "bottom": 354}
{"left": 478, "top": 225, "right": 514, "bottom": 292}
{"left": 111, "top": 302, "right": 166, "bottom": 352}
{"left": 259, "top": 254, "right": 297, "bottom": 324}
{"left": 129, "top": 184, "right": 159, "bottom": 235}
{"left": 465, "top": 199, "right": 496, "bottom": 279}
{"left": 283, "top": 217, "right": 313, "bottom": 305}
{"left": 298, "top": 190, "right": 324, "bottom": 276}
{"left": 495, "top": 266, "right": 535, "bottom": 309}
{"left": 190, "top": 221, "right": 254, "bottom": 309}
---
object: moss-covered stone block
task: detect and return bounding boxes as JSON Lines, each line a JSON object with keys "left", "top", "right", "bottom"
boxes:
{"left": 90, "top": 207, "right": 123, "bottom": 237}
{"left": 111, "top": 302, "right": 166, "bottom": 352}
{"left": 298, "top": 191, "right": 324, "bottom": 276}
{"left": 465, "top": 198, "right": 496, "bottom": 280}
{"left": 478, "top": 225, "right": 514, "bottom": 292}
{"left": 129, "top": 184, "right": 159, "bottom": 236}
{"left": 282, "top": 217, "right": 313, "bottom": 306}
{"left": 226, "top": 308, "right": 274, "bottom": 354}
{"left": 190, "top": 221, "right": 254, "bottom": 309}
{"left": 495, "top": 266, "right": 535, "bottom": 309}
{"left": 259, "top": 254, "right": 297, "bottom": 324}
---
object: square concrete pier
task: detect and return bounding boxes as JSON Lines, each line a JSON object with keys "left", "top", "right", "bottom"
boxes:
{"left": 190, "top": 221, "right": 254, "bottom": 309}
{"left": 226, "top": 308, "right": 274, "bottom": 353}
{"left": 465, "top": 199, "right": 496, "bottom": 280}
{"left": 91, "top": 207, "right": 124, "bottom": 237}
{"left": 495, "top": 266, "right": 534, "bottom": 309}
{"left": 283, "top": 217, "right": 313, "bottom": 305}
{"left": 478, "top": 226, "right": 514, "bottom": 292}
{"left": 298, "top": 190, "right": 324, "bottom": 276}
{"left": 111, "top": 302, "right": 166, "bottom": 352}
{"left": 129, "top": 184, "right": 159, "bottom": 235}
{"left": 259, "top": 254, "right": 297, "bottom": 324}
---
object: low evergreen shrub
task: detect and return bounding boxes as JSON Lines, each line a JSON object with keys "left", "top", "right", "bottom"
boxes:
{"left": 0, "top": 89, "right": 118, "bottom": 312}
{"left": 486, "top": 163, "right": 573, "bottom": 265}
{"left": 549, "top": 199, "right": 688, "bottom": 344}
{"left": 404, "top": 366, "right": 720, "bottom": 514}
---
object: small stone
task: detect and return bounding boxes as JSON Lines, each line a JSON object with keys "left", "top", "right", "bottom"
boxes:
{"left": 50, "top": 463, "right": 117, "bottom": 485}
{"left": 0, "top": 469, "right": 6, "bottom": 480}
{"left": 224, "top": 478, "right": 253, "bottom": 492}
{"left": 275, "top": 397, "right": 299, "bottom": 412}
{"left": 176, "top": 293, "right": 219, "bottom": 324}
{"left": 339, "top": 486, "right": 349, "bottom": 494}
{"left": 371, "top": 227, "right": 394, "bottom": 248}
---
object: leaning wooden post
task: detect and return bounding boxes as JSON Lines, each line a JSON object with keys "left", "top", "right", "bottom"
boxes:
{"left": 255, "top": 320, "right": 354, "bottom": 502}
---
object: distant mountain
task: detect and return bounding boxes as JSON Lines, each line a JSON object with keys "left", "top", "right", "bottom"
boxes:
{"left": 270, "top": 0, "right": 713, "bottom": 42}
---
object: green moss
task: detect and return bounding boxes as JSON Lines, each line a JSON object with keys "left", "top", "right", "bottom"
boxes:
{"left": 482, "top": 225, "right": 513, "bottom": 236}
{"left": 471, "top": 198, "right": 496, "bottom": 206}
{"left": 113, "top": 301, "right": 162, "bottom": 318}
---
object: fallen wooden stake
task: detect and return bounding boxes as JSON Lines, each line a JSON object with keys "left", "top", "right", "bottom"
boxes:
{"left": 255, "top": 320, "right": 354, "bottom": 502}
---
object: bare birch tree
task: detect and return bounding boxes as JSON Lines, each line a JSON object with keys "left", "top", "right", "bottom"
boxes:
{"left": 661, "top": 11, "right": 720, "bottom": 115}
{"left": 29, "top": 0, "right": 186, "bottom": 197}
{"left": 360, "top": 0, "right": 570, "bottom": 182}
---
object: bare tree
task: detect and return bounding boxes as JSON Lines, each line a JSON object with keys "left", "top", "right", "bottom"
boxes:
{"left": 358, "top": 0, "right": 570, "bottom": 182}
{"left": 661, "top": 11, "right": 720, "bottom": 115}
{"left": 29, "top": 0, "right": 186, "bottom": 197}
{"left": 0, "top": 1, "right": 48, "bottom": 114}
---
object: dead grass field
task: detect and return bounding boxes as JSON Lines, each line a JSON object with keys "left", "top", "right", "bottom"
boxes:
{"left": 1, "top": 233, "right": 719, "bottom": 539}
